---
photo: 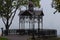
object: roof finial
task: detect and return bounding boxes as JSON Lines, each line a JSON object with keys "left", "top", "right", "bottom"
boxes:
{"left": 28, "top": 0, "right": 34, "bottom": 12}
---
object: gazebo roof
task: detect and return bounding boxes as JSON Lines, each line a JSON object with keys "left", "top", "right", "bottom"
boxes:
{"left": 19, "top": 10, "right": 32, "bottom": 16}
{"left": 18, "top": 10, "right": 44, "bottom": 16}
{"left": 34, "top": 10, "right": 44, "bottom": 16}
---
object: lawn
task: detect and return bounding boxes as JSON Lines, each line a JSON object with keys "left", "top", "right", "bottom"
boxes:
{"left": 0, "top": 37, "right": 8, "bottom": 40}
{"left": 27, "top": 37, "right": 60, "bottom": 40}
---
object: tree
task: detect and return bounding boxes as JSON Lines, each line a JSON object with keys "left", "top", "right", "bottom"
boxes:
{"left": 0, "top": 0, "right": 19, "bottom": 35}
{"left": 52, "top": 0, "right": 60, "bottom": 14}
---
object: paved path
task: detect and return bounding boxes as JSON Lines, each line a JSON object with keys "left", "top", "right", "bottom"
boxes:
{"left": 4, "top": 35, "right": 30, "bottom": 40}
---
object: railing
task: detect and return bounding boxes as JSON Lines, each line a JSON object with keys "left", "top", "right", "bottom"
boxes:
{"left": 3, "top": 29, "right": 57, "bottom": 37}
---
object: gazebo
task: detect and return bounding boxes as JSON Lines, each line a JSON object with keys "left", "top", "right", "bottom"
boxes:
{"left": 18, "top": 9, "right": 44, "bottom": 35}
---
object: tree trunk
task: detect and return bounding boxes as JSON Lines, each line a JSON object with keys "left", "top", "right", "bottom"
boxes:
{"left": 5, "top": 16, "right": 9, "bottom": 36}
{"left": 5, "top": 12, "right": 9, "bottom": 36}
{"left": 5, "top": 25, "right": 9, "bottom": 36}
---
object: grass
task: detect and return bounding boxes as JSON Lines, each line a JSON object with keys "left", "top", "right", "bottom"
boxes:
{"left": 0, "top": 37, "right": 8, "bottom": 40}
{"left": 27, "top": 37, "right": 60, "bottom": 40}
{"left": 45, "top": 37, "right": 60, "bottom": 40}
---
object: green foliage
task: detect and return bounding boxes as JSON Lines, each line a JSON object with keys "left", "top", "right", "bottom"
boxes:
{"left": 0, "top": 37, "right": 8, "bottom": 40}
{"left": 18, "top": 0, "right": 40, "bottom": 7}
{"left": 18, "top": 0, "right": 28, "bottom": 5}
{"left": 52, "top": 0, "right": 60, "bottom": 13}
{"left": 0, "top": 0, "right": 14, "bottom": 19}
{"left": 31, "top": 0, "right": 40, "bottom": 7}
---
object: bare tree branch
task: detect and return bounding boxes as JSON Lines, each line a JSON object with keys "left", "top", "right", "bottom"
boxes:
{"left": 54, "top": 10, "right": 57, "bottom": 14}
{"left": 9, "top": 12, "right": 16, "bottom": 26}
{"left": 9, "top": 10, "right": 16, "bottom": 18}
{"left": 2, "top": 17, "right": 6, "bottom": 25}
{"left": 9, "top": 12, "right": 13, "bottom": 18}
{"left": 9, "top": 2, "right": 20, "bottom": 26}
{"left": 9, "top": 8, "right": 18, "bottom": 26}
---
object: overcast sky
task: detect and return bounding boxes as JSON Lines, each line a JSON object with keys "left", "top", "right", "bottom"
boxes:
{"left": 0, "top": 0, "right": 60, "bottom": 35}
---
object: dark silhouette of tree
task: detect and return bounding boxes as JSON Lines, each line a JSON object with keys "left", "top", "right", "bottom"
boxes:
{"left": 52, "top": 0, "right": 60, "bottom": 14}
{"left": 0, "top": 0, "right": 19, "bottom": 35}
